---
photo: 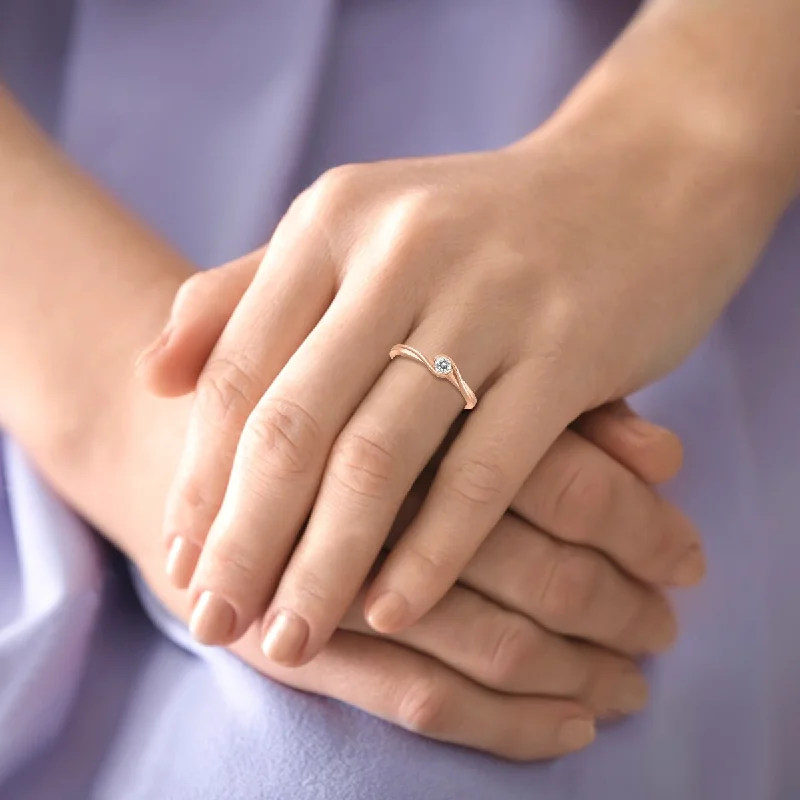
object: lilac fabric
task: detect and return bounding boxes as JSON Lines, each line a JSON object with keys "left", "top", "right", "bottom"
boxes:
{"left": 1, "top": 1, "right": 799, "bottom": 798}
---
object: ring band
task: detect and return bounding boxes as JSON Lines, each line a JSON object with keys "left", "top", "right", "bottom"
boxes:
{"left": 389, "top": 344, "right": 478, "bottom": 410}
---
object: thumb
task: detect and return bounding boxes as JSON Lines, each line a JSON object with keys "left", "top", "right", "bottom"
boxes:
{"left": 136, "top": 248, "right": 263, "bottom": 397}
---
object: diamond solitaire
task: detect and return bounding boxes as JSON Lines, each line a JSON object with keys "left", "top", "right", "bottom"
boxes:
{"left": 433, "top": 356, "right": 453, "bottom": 375}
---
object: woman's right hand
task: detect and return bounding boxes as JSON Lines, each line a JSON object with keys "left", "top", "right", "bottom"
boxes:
{"left": 136, "top": 260, "right": 699, "bottom": 761}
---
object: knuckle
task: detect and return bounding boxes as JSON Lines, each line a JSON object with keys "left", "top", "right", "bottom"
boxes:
{"left": 173, "top": 271, "right": 208, "bottom": 312}
{"left": 550, "top": 462, "right": 616, "bottom": 542}
{"left": 385, "top": 189, "right": 439, "bottom": 239}
{"left": 328, "top": 428, "right": 398, "bottom": 501}
{"left": 305, "top": 165, "right": 362, "bottom": 216}
{"left": 521, "top": 291, "right": 578, "bottom": 361}
{"left": 243, "top": 397, "right": 322, "bottom": 476}
{"left": 483, "top": 617, "right": 540, "bottom": 687}
{"left": 375, "top": 192, "right": 447, "bottom": 284}
{"left": 538, "top": 547, "right": 602, "bottom": 625}
{"left": 202, "top": 540, "right": 263, "bottom": 589}
{"left": 406, "top": 542, "right": 453, "bottom": 578}
{"left": 197, "top": 357, "right": 262, "bottom": 430}
{"left": 440, "top": 455, "right": 508, "bottom": 509}
{"left": 168, "top": 477, "right": 213, "bottom": 530}
{"left": 284, "top": 166, "right": 366, "bottom": 271}
{"left": 287, "top": 569, "right": 332, "bottom": 610}
{"left": 541, "top": 290, "right": 588, "bottom": 355}
{"left": 397, "top": 675, "right": 451, "bottom": 734}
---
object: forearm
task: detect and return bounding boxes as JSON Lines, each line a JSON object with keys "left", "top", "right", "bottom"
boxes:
{"left": 0, "top": 88, "right": 192, "bottom": 451}
{"left": 0, "top": 87, "right": 194, "bottom": 558}
{"left": 539, "top": 0, "right": 800, "bottom": 217}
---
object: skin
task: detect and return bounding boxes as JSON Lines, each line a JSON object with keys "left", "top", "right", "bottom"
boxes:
{"left": 153, "top": 0, "right": 800, "bottom": 670}
{"left": 0, "top": 89, "right": 691, "bottom": 759}
{"left": 143, "top": 256, "right": 694, "bottom": 757}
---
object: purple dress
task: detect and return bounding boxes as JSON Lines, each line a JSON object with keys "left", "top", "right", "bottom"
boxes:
{"left": 1, "top": 1, "right": 799, "bottom": 798}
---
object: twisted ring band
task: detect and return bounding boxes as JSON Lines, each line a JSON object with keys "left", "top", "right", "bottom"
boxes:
{"left": 389, "top": 344, "right": 478, "bottom": 410}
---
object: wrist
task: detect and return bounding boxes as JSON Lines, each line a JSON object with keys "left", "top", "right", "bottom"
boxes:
{"left": 21, "top": 277, "right": 194, "bottom": 565}
{"left": 5, "top": 258, "right": 187, "bottom": 473}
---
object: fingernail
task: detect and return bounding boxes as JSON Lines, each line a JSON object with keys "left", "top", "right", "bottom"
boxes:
{"left": 669, "top": 545, "right": 706, "bottom": 587}
{"left": 189, "top": 591, "right": 236, "bottom": 645}
{"left": 262, "top": 609, "right": 309, "bottom": 665}
{"left": 366, "top": 592, "right": 409, "bottom": 633}
{"left": 624, "top": 416, "right": 670, "bottom": 442}
{"left": 608, "top": 401, "right": 671, "bottom": 440}
{"left": 610, "top": 670, "right": 648, "bottom": 716}
{"left": 558, "top": 718, "right": 596, "bottom": 752}
{"left": 165, "top": 536, "right": 201, "bottom": 589}
{"left": 135, "top": 325, "right": 173, "bottom": 370}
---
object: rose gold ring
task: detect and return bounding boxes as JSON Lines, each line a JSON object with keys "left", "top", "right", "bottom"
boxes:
{"left": 389, "top": 344, "right": 478, "bottom": 410}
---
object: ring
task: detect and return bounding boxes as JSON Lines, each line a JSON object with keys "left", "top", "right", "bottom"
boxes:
{"left": 389, "top": 344, "right": 478, "bottom": 410}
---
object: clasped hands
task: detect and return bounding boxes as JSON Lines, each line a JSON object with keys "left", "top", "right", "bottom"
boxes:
{"left": 136, "top": 124, "right": 737, "bottom": 758}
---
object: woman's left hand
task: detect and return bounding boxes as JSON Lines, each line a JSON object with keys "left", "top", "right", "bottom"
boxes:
{"left": 152, "top": 70, "right": 777, "bottom": 663}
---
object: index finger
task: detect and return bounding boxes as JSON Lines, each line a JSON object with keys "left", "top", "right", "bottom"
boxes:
{"left": 232, "top": 628, "right": 596, "bottom": 761}
{"left": 161, "top": 233, "right": 334, "bottom": 593}
{"left": 573, "top": 401, "right": 684, "bottom": 485}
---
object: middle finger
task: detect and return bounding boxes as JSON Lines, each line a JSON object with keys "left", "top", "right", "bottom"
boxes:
{"left": 460, "top": 512, "right": 677, "bottom": 656}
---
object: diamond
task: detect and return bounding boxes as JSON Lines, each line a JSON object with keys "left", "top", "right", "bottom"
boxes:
{"left": 433, "top": 356, "right": 453, "bottom": 375}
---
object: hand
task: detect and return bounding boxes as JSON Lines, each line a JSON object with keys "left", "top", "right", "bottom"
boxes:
{"left": 149, "top": 93, "right": 730, "bottom": 664}
{"left": 0, "top": 86, "right": 690, "bottom": 761}
{"left": 139, "top": 262, "right": 690, "bottom": 759}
